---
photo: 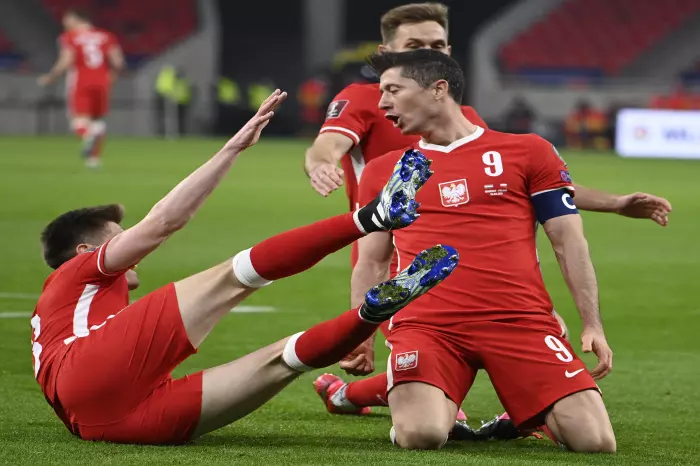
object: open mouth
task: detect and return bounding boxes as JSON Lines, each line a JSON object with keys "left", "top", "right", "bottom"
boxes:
{"left": 385, "top": 114, "right": 400, "bottom": 127}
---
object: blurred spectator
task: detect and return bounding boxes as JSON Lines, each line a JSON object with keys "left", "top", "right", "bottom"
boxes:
{"left": 649, "top": 82, "right": 700, "bottom": 110}
{"left": 564, "top": 99, "right": 609, "bottom": 150}
{"left": 297, "top": 74, "right": 329, "bottom": 136}
{"left": 503, "top": 96, "right": 535, "bottom": 134}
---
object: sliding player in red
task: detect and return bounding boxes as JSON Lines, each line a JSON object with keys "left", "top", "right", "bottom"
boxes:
{"left": 30, "top": 89, "right": 457, "bottom": 444}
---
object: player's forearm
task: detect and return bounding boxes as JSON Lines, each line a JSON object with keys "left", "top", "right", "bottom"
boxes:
{"left": 554, "top": 233, "right": 602, "bottom": 329}
{"left": 146, "top": 147, "right": 241, "bottom": 234}
{"left": 574, "top": 184, "right": 621, "bottom": 213}
{"left": 304, "top": 139, "right": 346, "bottom": 175}
{"left": 351, "top": 261, "right": 390, "bottom": 308}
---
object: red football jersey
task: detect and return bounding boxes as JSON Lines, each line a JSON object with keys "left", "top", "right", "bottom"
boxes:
{"left": 320, "top": 83, "right": 487, "bottom": 211}
{"left": 30, "top": 240, "right": 129, "bottom": 404}
{"left": 358, "top": 128, "right": 574, "bottom": 324}
{"left": 59, "top": 27, "right": 118, "bottom": 87}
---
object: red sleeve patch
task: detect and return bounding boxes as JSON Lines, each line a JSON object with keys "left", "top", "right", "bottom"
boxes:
{"left": 326, "top": 100, "right": 349, "bottom": 120}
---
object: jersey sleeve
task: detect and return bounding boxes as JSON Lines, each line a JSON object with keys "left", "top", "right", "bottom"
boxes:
{"left": 58, "top": 33, "right": 74, "bottom": 51}
{"left": 320, "top": 84, "right": 377, "bottom": 146}
{"left": 527, "top": 135, "right": 574, "bottom": 197}
{"left": 463, "top": 106, "right": 488, "bottom": 129}
{"left": 69, "top": 239, "right": 128, "bottom": 285}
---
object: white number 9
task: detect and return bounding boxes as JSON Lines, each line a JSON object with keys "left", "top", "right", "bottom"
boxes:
{"left": 544, "top": 335, "right": 573, "bottom": 362}
{"left": 482, "top": 151, "right": 503, "bottom": 177}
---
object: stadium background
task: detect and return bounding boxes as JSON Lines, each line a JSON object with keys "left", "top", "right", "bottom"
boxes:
{"left": 0, "top": 0, "right": 698, "bottom": 464}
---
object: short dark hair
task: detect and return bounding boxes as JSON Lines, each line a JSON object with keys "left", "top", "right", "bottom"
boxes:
{"left": 367, "top": 48, "right": 464, "bottom": 103}
{"left": 64, "top": 8, "right": 91, "bottom": 22}
{"left": 40, "top": 204, "right": 124, "bottom": 269}
{"left": 380, "top": 3, "right": 449, "bottom": 44}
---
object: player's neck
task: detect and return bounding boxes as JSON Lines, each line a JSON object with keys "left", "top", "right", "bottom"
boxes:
{"left": 420, "top": 104, "right": 477, "bottom": 147}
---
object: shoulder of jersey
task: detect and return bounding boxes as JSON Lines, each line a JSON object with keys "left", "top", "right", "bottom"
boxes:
{"left": 342, "top": 82, "right": 380, "bottom": 97}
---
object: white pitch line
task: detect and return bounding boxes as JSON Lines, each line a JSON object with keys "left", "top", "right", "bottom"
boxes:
{"left": 0, "top": 292, "right": 40, "bottom": 300}
{"left": 0, "top": 305, "right": 276, "bottom": 319}
{"left": 0, "top": 311, "right": 31, "bottom": 318}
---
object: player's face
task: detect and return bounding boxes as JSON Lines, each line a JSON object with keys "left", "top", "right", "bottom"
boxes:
{"left": 62, "top": 14, "right": 78, "bottom": 30}
{"left": 378, "top": 67, "right": 438, "bottom": 135}
{"left": 381, "top": 21, "right": 451, "bottom": 55}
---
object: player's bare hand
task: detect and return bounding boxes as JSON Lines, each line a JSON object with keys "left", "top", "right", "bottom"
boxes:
{"left": 309, "top": 163, "right": 344, "bottom": 197}
{"left": 616, "top": 192, "right": 672, "bottom": 227}
{"left": 554, "top": 311, "right": 569, "bottom": 340}
{"left": 581, "top": 327, "right": 613, "bottom": 380}
{"left": 339, "top": 338, "right": 374, "bottom": 376}
{"left": 37, "top": 75, "right": 52, "bottom": 87}
{"left": 224, "top": 89, "right": 287, "bottom": 152}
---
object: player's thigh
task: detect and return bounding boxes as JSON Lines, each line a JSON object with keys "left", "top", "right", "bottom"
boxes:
{"left": 76, "top": 373, "right": 203, "bottom": 445}
{"left": 56, "top": 283, "right": 195, "bottom": 424}
{"left": 548, "top": 389, "right": 616, "bottom": 452}
{"left": 69, "top": 87, "right": 92, "bottom": 120}
{"left": 192, "top": 337, "right": 300, "bottom": 438}
{"left": 90, "top": 85, "right": 110, "bottom": 118}
{"left": 174, "top": 260, "right": 257, "bottom": 348}
{"left": 386, "top": 325, "right": 475, "bottom": 448}
{"left": 477, "top": 318, "right": 600, "bottom": 429}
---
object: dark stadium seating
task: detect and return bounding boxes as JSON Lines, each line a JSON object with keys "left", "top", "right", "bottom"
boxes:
{"left": 499, "top": 0, "right": 700, "bottom": 81}
{"left": 0, "top": 31, "right": 24, "bottom": 70}
{"left": 41, "top": 0, "right": 198, "bottom": 66}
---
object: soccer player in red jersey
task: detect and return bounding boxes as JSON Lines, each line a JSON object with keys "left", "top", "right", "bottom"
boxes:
{"left": 346, "top": 49, "right": 620, "bottom": 452}
{"left": 29, "top": 89, "right": 455, "bottom": 444}
{"left": 310, "top": 3, "right": 671, "bottom": 433}
{"left": 38, "top": 9, "right": 124, "bottom": 168}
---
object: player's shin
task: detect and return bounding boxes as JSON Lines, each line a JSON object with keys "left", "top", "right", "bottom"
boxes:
{"left": 282, "top": 307, "right": 379, "bottom": 371}
{"left": 344, "top": 373, "right": 389, "bottom": 407}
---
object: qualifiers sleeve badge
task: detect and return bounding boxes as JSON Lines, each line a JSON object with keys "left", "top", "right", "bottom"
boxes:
{"left": 560, "top": 170, "right": 572, "bottom": 182}
{"left": 325, "top": 100, "right": 349, "bottom": 120}
{"left": 552, "top": 144, "right": 567, "bottom": 167}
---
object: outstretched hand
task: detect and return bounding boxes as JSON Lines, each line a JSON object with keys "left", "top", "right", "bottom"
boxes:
{"left": 224, "top": 89, "right": 287, "bottom": 152}
{"left": 616, "top": 192, "right": 672, "bottom": 226}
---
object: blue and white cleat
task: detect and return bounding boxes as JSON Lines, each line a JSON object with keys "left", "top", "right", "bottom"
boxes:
{"left": 359, "top": 245, "right": 459, "bottom": 323}
{"left": 354, "top": 149, "right": 432, "bottom": 233}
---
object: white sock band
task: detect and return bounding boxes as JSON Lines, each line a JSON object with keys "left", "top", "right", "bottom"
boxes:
{"left": 352, "top": 210, "right": 367, "bottom": 234}
{"left": 91, "top": 120, "right": 106, "bottom": 135}
{"left": 282, "top": 331, "right": 313, "bottom": 372}
{"left": 232, "top": 248, "right": 273, "bottom": 288}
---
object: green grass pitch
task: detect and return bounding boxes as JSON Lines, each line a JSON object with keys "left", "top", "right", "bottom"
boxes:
{"left": 0, "top": 136, "right": 698, "bottom": 465}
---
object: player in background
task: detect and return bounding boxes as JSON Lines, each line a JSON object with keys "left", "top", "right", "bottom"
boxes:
{"left": 30, "top": 89, "right": 457, "bottom": 445}
{"left": 350, "top": 49, "right": 616, "bottom": 452}
{"left": 38, "top": 8, "right": 124, "bottom": 169}
{"left": 309, "top": 2, "right": 671, "bottom": 428}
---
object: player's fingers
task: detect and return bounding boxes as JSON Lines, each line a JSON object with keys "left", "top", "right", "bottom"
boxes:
{"left": 310, "top": 178, "right": 329, "bottom": 197}
{"left": 257, "top": 89, "right": 281, "bottom": 113}
{"left": 316, "top": 173, "right": 340, "bottom": 192}
{"left": 581, "top": 334, "right": 592, "bottom": 353}
{"left": 328, "top": 170, "right": 344, "bottom": 186}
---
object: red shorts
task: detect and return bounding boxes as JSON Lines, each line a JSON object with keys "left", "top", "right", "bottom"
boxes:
{"left": 54, "top": 283, "right": 202, "bottom": 444}
{"left": 69, "top": 84, "right": 110, "bottom": 118}
{"left": 386, "top": 316, "right": 599, "bottom": 428}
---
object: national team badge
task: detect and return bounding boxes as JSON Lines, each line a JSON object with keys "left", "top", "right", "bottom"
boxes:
{"left": 439, "top": 179, "right": 469, "bottom": 207}
{"left": 325, "top": 100, "right": 348, "bottom": 119}
{"left": 395, "top": 351, "right": 418, "bottom": 371}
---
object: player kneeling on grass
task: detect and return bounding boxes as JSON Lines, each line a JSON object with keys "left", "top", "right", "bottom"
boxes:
{"left": 347, "top": 49, "right": 616, "bottom": 453}
{"left": 29, "top": 90, "right": 459, "bottom": 444}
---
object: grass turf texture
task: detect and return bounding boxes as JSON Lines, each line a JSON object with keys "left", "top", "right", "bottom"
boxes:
{"left": 0, "top": 136, "right": 698, "bottom": 465}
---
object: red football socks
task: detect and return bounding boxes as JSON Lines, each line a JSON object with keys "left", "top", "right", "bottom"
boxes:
{"left": 283, "top": 307, "right": 378, "bottom": 370}
{"left": 249, "top": 212, "right": 363, "bottom": 281}
{"left": 345, "top": 373, "right": 389, "bottom": 406}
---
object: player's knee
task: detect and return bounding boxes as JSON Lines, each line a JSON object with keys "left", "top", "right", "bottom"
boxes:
{"left": 568, "top": 427, "right": 616, "bottom": 453}
{"left": 391, "top": 422, "right": 448, "bottom": 450}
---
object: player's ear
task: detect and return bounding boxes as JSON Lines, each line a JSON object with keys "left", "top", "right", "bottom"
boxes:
{"left": 75, "top": 243, "right": 92, "bottom": 255}
{"left": 378, "top": 44, "right": 390, "bottom": 54}
{"left": 446, "top": 45, "right": 452, "bottom": 56}
{"left": 434, "top": 79, "right": 449, "bottom": 100}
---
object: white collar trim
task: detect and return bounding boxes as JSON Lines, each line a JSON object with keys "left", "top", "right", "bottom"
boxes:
{"left": 418, "top": 126, "right": 485, "bottom": 153}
